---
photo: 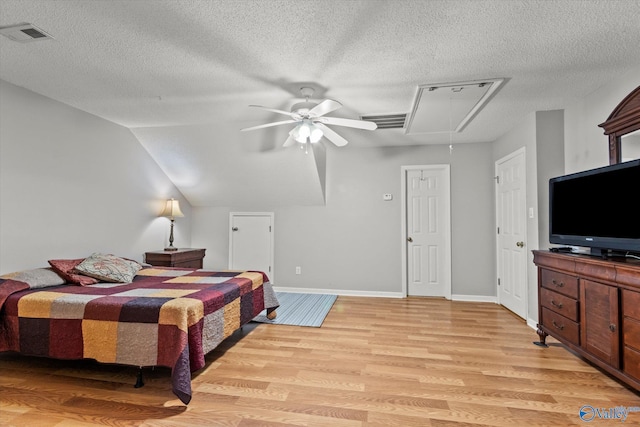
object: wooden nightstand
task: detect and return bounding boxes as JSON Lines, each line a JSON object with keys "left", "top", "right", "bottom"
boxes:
{"left": 144, "top": 248, "right": 206, "bottom": 268}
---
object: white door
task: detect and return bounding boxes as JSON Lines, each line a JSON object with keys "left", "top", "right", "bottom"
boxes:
{"left": 495, "top": 149, "right": 527, "bottom": 318}
{"left": 229, "top": 212, "right": 274, "bottom": 282}
{"left": 402, "top": 165, "right": 451, "bottom": 298}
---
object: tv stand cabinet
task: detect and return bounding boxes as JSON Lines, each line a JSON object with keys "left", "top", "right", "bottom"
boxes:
{"left": 533, "top": 250, "right": 640, "bottom": 392}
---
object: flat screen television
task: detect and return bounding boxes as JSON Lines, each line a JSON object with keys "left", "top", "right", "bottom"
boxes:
{"left": 549, "top": 158, "right": 640, "bottom": 257}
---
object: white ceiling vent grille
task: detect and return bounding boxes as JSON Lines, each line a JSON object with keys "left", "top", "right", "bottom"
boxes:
{"left": 360, "top": 113, "right": 407, "bottom": 129}
{"left": 0, "top": 23, "right": 54, "bottom": 42}
{"left": 405, "top": 78, "right": 504, "bottom": 135}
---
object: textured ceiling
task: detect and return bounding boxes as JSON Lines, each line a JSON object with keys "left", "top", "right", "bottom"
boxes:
{"left": 1, "top": 0, "right": 639, "bottom": 206}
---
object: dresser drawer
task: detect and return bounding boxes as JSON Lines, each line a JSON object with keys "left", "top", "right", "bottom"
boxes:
{"left": 540, "top": 287, "right": 579, "bottom": 321}
{"left": 542, "top": 307, "right": 580, "bottom": 346}
{"left": 541, "top": 269, "right": 579, "bottom": 299}
{"left": 623, "top": 317, "right": 640, "bottom": 352}
{"left": 623, "top": 289, "right": 640, "bottom": 321}
{"left": 623, "top": 346, "right": 640, "bottom": 382}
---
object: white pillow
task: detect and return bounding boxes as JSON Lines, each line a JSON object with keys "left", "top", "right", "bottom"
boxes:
{"left": 1, "top": 268, "right": 66, "bottom": 288}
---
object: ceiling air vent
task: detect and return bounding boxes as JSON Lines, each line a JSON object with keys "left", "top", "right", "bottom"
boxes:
{"left": 0, "top": 23, "right": 54, "bottom": 42}
{"left": 361, "top": 113, "right": 407, "bottom": 129}
{"left": 405, "top": 78, "right": 504, "bottom": 135}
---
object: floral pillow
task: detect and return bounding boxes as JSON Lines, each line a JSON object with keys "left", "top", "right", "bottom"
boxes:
{"left": 74, "top": 253, "right": 142, "bottom": 283}
{"left": 48, "top": 258, "right": 99, "bottom": 286}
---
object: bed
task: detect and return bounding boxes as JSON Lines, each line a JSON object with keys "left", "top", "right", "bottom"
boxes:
{"left": 0, "top": 257, "right": 279, "bottom": 404}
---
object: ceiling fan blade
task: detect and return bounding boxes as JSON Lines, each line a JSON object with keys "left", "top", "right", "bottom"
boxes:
{"left": 317, "top": 116, "right": 377, "bottom": 130}
{"left": 283, "top": 133, "right": 297, "bottom": 147}
{"left": 240, "top": 119, "right": 297, "bottom": 132}
{"left": 315, "top": 123, "right": 348, "bottom": 147}
{"left": 249, "top": 105, "right": 295, "bottom": 117}
{"left": 308, "top": 99, "right": 342, "bottom": 117}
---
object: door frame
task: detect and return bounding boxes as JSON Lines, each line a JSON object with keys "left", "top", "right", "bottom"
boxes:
{"left": 229, "top": 211, "right": 275, "bottom": 283}
{"left": 494, "top": 147, "right": 528, "bottom": 318}
{"left": 401, "top": 164, "right": 452, "bottom": 298}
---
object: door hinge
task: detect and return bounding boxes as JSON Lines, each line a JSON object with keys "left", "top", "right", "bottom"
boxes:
{"left": 497, "top": 227, "right": 500, "bottom": 234}
{"left": 269, "top": 266, "right": 271, "bottom": 272}
{"left": 269, "top": 225, "right": 272, "bottom": 232}
{"left": 498, "top": 278, "right": 501, "bottom": 286}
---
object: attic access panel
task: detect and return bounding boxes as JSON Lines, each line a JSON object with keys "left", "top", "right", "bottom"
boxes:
{"left": 405, "top": 79, "right": 504, "bottom": 135}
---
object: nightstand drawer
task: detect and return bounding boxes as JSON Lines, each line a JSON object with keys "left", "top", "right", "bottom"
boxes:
{"left": 145, "top": 248, "right": 206, "bottom": 268}
{"left": 540, "top": 287, "right": 578, "bottom": 321}
{"left": 542, "top": 307, "right": 580, "bottom": 346}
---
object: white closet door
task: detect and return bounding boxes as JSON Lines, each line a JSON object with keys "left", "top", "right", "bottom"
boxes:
{"left": 229, "top": 212, "right": 274, "bottom": 282}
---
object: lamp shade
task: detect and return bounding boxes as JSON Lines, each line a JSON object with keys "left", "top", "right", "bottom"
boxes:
{"left": 159, "top": 198, "right": 184, "bottom": 220}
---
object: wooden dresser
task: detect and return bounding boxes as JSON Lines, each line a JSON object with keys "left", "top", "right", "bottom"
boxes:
{"left": 144, "top": 248, "right": 206, "bottom": 269}
{"left": 533, "top": 250, "right": 640, "bottom": 392}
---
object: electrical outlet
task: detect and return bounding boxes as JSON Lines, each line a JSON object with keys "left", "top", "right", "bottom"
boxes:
{"left": 295, "top": 266, "right": 301, "bottom": 275}
{"left": 383, "top": 193, "right": 393, "bottom": 201}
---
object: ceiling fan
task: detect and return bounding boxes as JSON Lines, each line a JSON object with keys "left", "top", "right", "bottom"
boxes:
{"left": 240, "top": 87, "right": 377, "bottom": 147}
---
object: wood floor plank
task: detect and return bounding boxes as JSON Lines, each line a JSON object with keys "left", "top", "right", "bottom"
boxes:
{"left": 2, "top": 296, "right": 639, "bottom": 426}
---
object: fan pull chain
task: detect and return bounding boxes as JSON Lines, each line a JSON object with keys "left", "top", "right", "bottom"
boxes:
{"left": 301, "top": 140, "right": 310, "bottom": 154}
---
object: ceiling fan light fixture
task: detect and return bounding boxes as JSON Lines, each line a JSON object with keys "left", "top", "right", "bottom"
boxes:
{"left": 292, "top": 120, "right": 323, "bottom": 143}
{"left": 310, "top": 127, "right": 323, "bottom": 143}
{"left": 292, "top": 121, "right": 308, "bottom": 143}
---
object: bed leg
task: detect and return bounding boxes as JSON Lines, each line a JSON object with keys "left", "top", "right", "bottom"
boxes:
{"left": 134, "top": 368, "right": 145, "bottom": 388}
{"left": 266, "top": 308, "right": 277, "bottom": 320}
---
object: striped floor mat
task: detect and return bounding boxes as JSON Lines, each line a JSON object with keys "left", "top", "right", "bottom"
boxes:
{"left": 253, "top": 292, "right": 337, "bottom": 327}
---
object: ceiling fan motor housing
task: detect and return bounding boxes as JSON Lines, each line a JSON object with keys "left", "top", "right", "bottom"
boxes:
{"left": 291, "top": 101, "right": 318, "bottom": 115}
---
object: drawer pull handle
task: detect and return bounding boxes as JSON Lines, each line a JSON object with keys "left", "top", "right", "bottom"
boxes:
{"left": 551, "top": 300, "right": 564, "bottom": 309}
{"left": 552, "top": 320, "right": 564, "bottom": 330}
{"left": 552, "top": 279, "right": 564, "bottom": 287}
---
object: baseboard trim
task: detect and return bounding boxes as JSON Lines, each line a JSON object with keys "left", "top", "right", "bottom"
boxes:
{"left": 273, "top": 287, "right": 504, "bottom": 302}
{"left": 273, "top": 286, "right": 404, "bottom": 299}
{"left": 451, "top": 294, "right": 498, "bottom": 303}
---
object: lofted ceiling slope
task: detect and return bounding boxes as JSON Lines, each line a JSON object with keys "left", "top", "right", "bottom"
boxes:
{"left": 1, "top": 0, "right": 639, "bottom": 206}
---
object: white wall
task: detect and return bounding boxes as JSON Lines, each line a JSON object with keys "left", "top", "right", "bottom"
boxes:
{"left": 564, "top": 66, "right": 640, "bottom": 173}
{"left": 535, "top": 110, "right": 565, "bottom": 251}
{"left": 192, "top": 141, "right": 496, "bottom": 298}
{"left": 0, "top": 80, "right": 191, "bottom": 273}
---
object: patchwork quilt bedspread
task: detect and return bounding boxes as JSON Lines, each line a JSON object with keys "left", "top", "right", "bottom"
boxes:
{"left": 0, "top": 267, "right": 279, "bottom": 404}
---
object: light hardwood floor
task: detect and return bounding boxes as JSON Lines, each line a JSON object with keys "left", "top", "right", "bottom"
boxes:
{"left": 1, "top": 296, "right": 639, "bottom": 426}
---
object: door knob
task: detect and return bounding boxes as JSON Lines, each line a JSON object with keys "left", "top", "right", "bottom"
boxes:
{"left": 232, "top": 227, "right": 239, "bottom": 231}
{"left": 407, "top": 237, "right": 413, "bottom": 242}
{"left": 516, "top": 241, "right": 524, "bottom": 248}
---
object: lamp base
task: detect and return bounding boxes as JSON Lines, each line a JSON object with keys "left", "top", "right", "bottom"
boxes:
{"left": 164, "top": 246, "right": 178, "bottom": 252}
